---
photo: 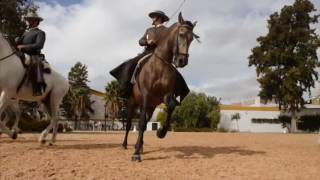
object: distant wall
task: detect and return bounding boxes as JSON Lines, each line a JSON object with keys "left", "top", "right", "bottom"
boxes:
{"left": 220, "top": 107, "right": 285, "bottom": 133}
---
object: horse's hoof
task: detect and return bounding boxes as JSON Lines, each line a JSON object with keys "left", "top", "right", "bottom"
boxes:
{"left": 122, "top": 144, "right": 128, "bottom": 150}
{"left": 49, "top": 142, "right": 54, "bottom": 146}
{"left": 131, "top": 154, "right": 142, "bottom": 162}
{"left": 11, "top": 131, "right": 18, "bottom": 140}
{"left": 40, "top": 139, "right": 46, "bottom": 145}
{"left": 157, "top": 128, "right": 167, "bottom": 139}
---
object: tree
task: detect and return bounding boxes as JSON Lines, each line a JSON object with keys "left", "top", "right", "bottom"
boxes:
{"left": 0, "top": 0, "right": 32, "bottom": 43}
{"left": 231, "top": 113, "right": 240, "bottom": 132}
{"left": 61, "top": 62, "right": 94, "bottom": 129}
{"left": 172, "top": 92, "right": 220, "bottom": 129}
{"left": 156, "top": 104, "right": 167, "bottom": 127}
{"left": 249, "top": 0, "right": 320, "bottom": 132}
{"left": 105, "top": 80, "right": 121, "bottom": 130}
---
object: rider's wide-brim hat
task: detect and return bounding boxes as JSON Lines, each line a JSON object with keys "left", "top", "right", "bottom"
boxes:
{"left": 148, "top": 10, "right": 169, "bottom": 22}
{"left": 24, "top": 11, "right": 43, "bottom": 21}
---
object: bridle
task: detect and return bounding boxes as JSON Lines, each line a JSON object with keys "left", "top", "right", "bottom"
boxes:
{"left": 173, "top": 24, "right": 191, "bottom": 60}
{"left": 155, "top": 23, "right": 193, "bottom": 65}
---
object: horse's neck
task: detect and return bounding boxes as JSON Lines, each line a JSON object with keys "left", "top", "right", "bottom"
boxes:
{"left": 0, "top": 35, "right": 13, "bottom": 56}
{"left": 0, "top": 35, "right": 25, "bottom": 87}
{"left": 153, "top": 27, "right": 177, "bottom": 62}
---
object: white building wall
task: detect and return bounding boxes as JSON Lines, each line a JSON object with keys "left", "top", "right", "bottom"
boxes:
{"left": 220, "top": 110, "right": 285, "bottom": 133}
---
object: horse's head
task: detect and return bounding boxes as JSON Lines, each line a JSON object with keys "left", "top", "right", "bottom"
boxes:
{"left": 172, "top": 13, "right": 198, "bottom": 68}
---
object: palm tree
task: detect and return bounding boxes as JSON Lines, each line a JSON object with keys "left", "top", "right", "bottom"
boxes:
{"left": 66, "top": 87, "right": 94, "bottom": 130}
{"left": 105, "top": 81, "right": 121, "bottom": 130}
{"left": 231, "top": 113, "right": 240, "bottom": 132}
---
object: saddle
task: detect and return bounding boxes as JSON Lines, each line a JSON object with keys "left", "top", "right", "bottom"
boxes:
{"left": 16, "top": 52, "right": 51, "bottom": 96}
{"left": 130, "top": 53, "right": 153, "bottom": 84}
{"left": 17, "top": 52, "right": 51, "bottom": 74}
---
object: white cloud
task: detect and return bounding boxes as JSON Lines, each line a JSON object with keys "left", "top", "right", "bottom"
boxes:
{"left": 37, "top": 0, "right": 320, "bottom": 103}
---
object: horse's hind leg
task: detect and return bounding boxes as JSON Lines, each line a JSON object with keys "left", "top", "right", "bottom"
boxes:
{"left": 10, "top": 101, "right": 22, "bottom": 134}
{"left": 122, "top": 99, "right": 135, "bottom": 149}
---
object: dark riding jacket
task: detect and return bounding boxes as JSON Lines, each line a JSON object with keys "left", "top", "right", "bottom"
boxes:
{"left": 110, "top": 24, "right": 190, "bottom": 102}
{"left": 18, "top": 28, "right": 46, "bottom": 55}
{"left": 139, "top": 25, "right": 167, "bottom": 52}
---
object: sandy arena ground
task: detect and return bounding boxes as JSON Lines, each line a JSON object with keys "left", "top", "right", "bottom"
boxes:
{"left": 0, "top": 132, "right": 320, "bottom": 180}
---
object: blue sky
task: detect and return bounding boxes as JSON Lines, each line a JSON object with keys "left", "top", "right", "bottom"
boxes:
{"left": 36, "top": 0, "right": 320, "bottom": 103}
{"left": 41, "top": 0, "right": 82, "bottom": 6}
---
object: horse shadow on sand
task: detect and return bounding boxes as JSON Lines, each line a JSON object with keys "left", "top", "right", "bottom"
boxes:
{"left": 33, "top": 143, "right": 121, "bottom": 150}
{"left": 143, "top": 146, "right": 266, "bottom": 161}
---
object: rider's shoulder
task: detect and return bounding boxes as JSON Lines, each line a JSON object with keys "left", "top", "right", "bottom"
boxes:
{"left": 34, "top": 28, "right": 46, "bottom": 36}
{"left": 146, "top": 27, "right": 155, "bottom": 31}
{"left": 36, "top": 28, "right": 45, "bottom": 33}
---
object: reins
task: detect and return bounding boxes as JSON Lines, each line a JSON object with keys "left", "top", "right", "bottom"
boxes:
{"left": 0, "top": 50, "right": 16, "bottom": 61}
{"left": 0, "top": 30, "right": 17, "bottom": 62}
{"left": 154, "top": 52, "right": 173, "bottom": 66}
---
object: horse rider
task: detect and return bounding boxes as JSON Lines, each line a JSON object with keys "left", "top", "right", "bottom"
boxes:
{"left": 110, "top": 10, "right": 190, "bottom": 102}
{"left": 16, "top": 10, "right": 46, "bottom": 96}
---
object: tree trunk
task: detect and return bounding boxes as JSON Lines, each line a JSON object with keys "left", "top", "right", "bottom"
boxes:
{"left": 291, "top": 111, "right": 298, "bottom": 133}
{"left": 236, "top": 120, "right": 239, "bottom": 132}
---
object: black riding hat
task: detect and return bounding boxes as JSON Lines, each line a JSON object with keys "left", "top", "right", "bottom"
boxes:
{"left": 148, "top": 10, "right": 169, "bottom": 23}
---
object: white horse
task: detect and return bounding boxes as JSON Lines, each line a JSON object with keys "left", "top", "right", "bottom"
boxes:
{"left": 0, "top": 31, "right": 69, "bottom": 145}
{"left": 0, "top": 99, "right": 21, "bottom": 134}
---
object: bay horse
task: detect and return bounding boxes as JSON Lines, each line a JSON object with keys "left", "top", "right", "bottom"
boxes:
{"left": 122, "top": 13, "right": 197, "bottom": 161}
{"left": 0, "top": 30, "right": 69, "bottom": 145}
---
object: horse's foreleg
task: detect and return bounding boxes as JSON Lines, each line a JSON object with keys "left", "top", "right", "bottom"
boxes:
{"left": 132, "top": 99, "right": 148, "bottom": 162}
{"left": 122, "top": 100, "right": 134, "bottom": 149}
{"left": 157, "top": 95, "right": 176, "bottom": 139}
{"left": 39, "top": 118, "right": 54, "bottom": 144}
{"left": 0, "top": 91, "right": 17, "bottom": 139}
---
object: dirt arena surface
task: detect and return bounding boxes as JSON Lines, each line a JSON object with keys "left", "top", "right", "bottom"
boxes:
{"left": 0, "top": 132, "right": 319, "bottom": 180}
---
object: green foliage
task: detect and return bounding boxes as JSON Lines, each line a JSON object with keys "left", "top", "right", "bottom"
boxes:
{"left": 0, "top": 0, "right": 32, "bottom": 43}
{"left": 172, "top": 92, "right": 220, "bottom": 129}
{"left": 249, "top": 0, "right": 320, "bottom": 113}
{"left": 61, "top": 62, "right": 94, "bottom": 121}
{"left": 279, "top": 115, "right": 320, "bottom": 132}
{"left": 249, "top": 0, "right": 320, "bottom": 132}
{"left": 156, "top": 108, "right": 167, "bottom": 126}
{"left": 105, "top": 80, "right": 121, "bottom": 119}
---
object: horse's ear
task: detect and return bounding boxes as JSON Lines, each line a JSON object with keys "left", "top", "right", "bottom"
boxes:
{"left": 193, "top": 21, "right": 197, "bottom": 27}
{"left": 178, "top": 12, "right": 185, "bottom": 23}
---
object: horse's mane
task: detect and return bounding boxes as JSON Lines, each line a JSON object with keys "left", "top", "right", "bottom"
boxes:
{"left": 0, "top": 30, "right": 17, "bottom": 52}
{"left": 169, "top": 20, "right": 194, "bottom": 30}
